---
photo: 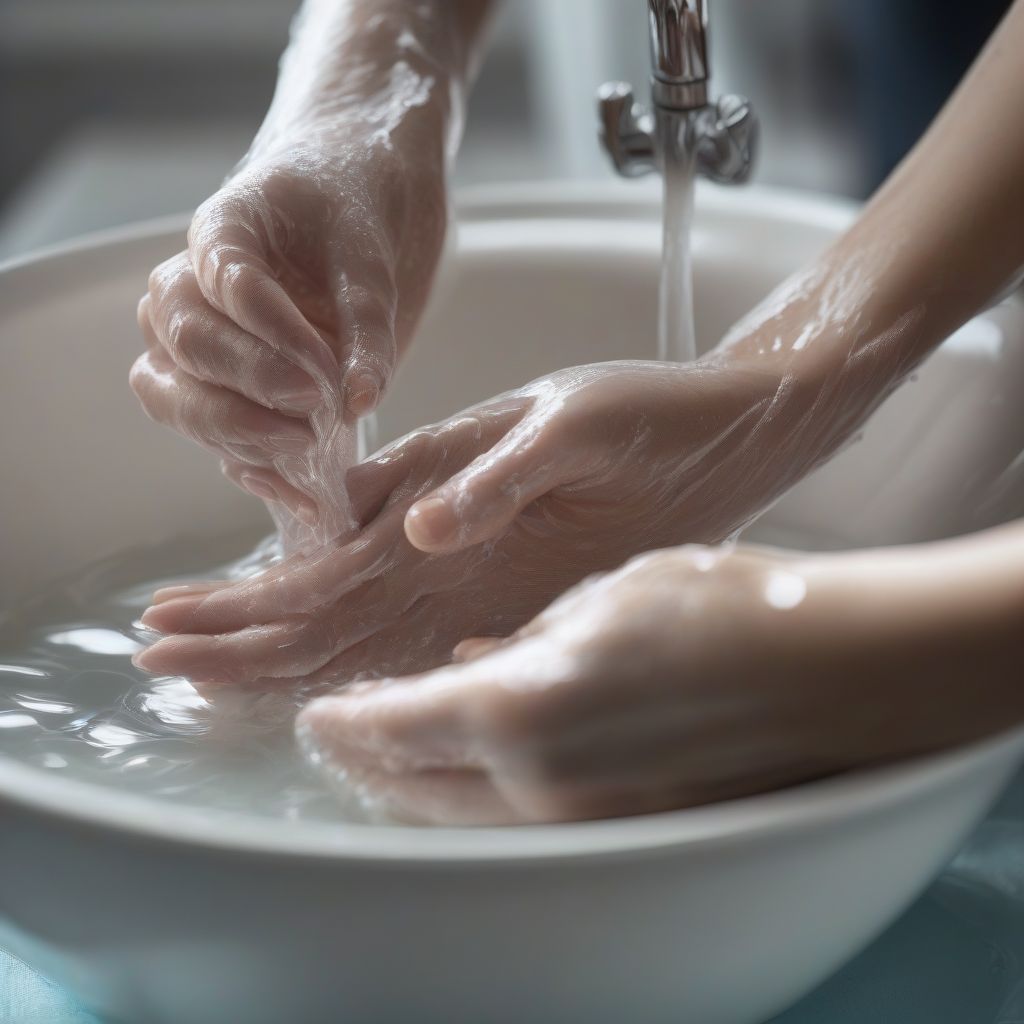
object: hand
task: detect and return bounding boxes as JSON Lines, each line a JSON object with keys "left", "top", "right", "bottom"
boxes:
{"left": 130, "top": 125, "right": 447, "bottom": 542}
{"left": 134, "top": 358, "right": 820, "bottom": 685}
{"left": 291, "top": 540, "right": 1024, "bottom": 825}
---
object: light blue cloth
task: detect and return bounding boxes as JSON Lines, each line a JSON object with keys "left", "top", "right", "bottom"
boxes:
{"left": 0, "top": 954, "right": 100, "bottom": 1024}
{"left": 4, "top": 771, "right": 1022, "bottom": 1024}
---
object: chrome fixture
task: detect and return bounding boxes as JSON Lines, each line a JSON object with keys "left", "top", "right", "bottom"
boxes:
{"left": 598, "top": 0, "right": 758, "bottom": 184}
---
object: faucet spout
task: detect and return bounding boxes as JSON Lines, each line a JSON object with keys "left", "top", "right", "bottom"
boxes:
{"left": 648, "top": 0, "right": 709, "bottom": 111}
{"left": 597, "top": 0, "right": 757, "bottom": 185}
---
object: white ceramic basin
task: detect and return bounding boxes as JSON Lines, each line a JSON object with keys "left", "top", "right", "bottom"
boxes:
{"left": 1, "top": 182, "right": 1023, "bottom": 1024}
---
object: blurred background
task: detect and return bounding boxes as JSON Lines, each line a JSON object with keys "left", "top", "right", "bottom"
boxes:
{"left": 0, "top": 0, "right": 1011, "bottom": 262}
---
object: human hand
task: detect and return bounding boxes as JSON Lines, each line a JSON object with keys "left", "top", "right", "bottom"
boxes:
{"left": 130, "top": 122, "right": 448, "bottom": 547}
{"left": 134, "top": 357, "right": 820, "bottom": 685}
{"left": 292, "top": 539, "right": 1024, "bottom": 825}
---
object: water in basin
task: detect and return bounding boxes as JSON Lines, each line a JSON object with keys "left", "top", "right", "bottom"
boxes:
{"left": 0, "top": 536, "right": 370, "bottom": 823}
{"left": 0, "top": 498, "right": 837, "bottom": 826}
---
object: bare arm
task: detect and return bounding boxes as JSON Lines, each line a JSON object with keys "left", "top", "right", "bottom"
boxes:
{"left": 716, "top": 0, "right": 1024, "bottom": 470}
{"left": 249, "top": 0, "right": 498, "bottom": 167}
{"left": 131, "top": 0, "right": 499, "bottom": 547}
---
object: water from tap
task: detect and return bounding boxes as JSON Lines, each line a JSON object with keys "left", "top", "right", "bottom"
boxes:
{"left": 657, "top": 111, "right": 699, "bottom": 363}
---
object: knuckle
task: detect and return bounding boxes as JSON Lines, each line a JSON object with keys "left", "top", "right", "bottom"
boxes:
{"left": 249, "top": 345, "right": 287, "bottom": 394}
{"left": 395, "top": 428, "right": 439, "bottom": 467}
{"left": 128, "top": 353, "right": 153, "bottom": 399}
{"left": 219, "top": 257, "right": 255, "bottom": 298}
{"left": 136, "top": 294, "right": 151, "bottom": 328}
{"left": 188, "top": 222, "right": 255, "bottom": 308}
{"left": 344, "top": 271, "right": 397, "bottom": 313}
{"left": 129, "top": 373, "right": 165, "bottom": 429}
{"left": 147, "top": 252, "right": 188, "bottom": 299}
{"left": 230, "top": 402, "right": 277, "bottom": 442}
{"left": 186, "top": 195, "right": 222, "bottom": 251}
{"left": 164, "top": 308, "right": 200, "bottom": 363}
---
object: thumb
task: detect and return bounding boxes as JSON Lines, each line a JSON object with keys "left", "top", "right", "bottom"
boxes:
{"left": 404, "top": 418, "right": 572, "bottom": 553}
{"left": 335, "top": 253, "right": 401, "bottom": 419}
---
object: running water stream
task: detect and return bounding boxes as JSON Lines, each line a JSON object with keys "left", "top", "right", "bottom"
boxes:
{"left": 657, "top": 110, "right": 699, "bottom": 363}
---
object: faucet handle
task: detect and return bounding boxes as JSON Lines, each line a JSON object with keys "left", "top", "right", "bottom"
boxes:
{"left": 694, "top": 94, "right": 759, "bottom": 185}
{"left": 597, "top": 81, "right": 657, "bottom": 178}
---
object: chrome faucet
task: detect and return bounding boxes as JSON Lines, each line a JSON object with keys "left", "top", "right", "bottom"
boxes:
{"left": 598, "top": 0, "right": 757, "bottom": 184}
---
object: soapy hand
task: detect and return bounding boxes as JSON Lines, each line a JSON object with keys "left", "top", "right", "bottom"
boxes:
{"left": 293, "top": 540, "right": 1023, "bottom": 825}
{"left": 135, "top": 358, "right": 828, "bottom": 686}
{"left": 130, "top": 130, "right": 447, "bottom": 544}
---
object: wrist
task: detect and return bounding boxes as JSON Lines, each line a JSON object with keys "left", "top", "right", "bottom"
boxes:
{"left": 707, "top": 232, "right": 947, "bottom": 477}
{"left": 246, "top": 83, "right": 452, "bottom": 176}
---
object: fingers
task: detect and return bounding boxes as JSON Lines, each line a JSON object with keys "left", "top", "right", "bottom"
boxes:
{"left": 332, "top": 250, "right": 400, "bottom": 416}
{"left": 344, "top": 447, "right": 423, "bottom": 528}
{"left": 404, "top": 414, "right": 570, "bottom": 553}
{"left": 296, "top": 667, "right": 533, "bottom": 825}
{"left": 326, "top": 765, "right": 516, "bottom": 826}
{"left": 136, "top": 501, "right": 409, "bottom": 637}
{"left": 140, "top": 400, "right": 541, "bottom": 640}
{"left": 342, "top": 413, "right": 509, "bottom": 527}
{"left": 132, "top": 619, "right": 337, "bottom": 683}
{"left": 129, "top": 348, "right": 314, "bottom": 463}
{"left": 188, "top": 197, "right": 337, "bottom": 385}
{"left": 297, "top": 673, "right": 483, "bottom": 773}
{"left": 135, "top": 540, "right": 445, "bottom": 682}
{"left": 219, "top": 461, "right": 318, "bottom": 526}
{"left": 151, "top": 582, "right": 230, "bottom": 605}
{"left": 142, "top": 258, "right": 319, "bottom": 414}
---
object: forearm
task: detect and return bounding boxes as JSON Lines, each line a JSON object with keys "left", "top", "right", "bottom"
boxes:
{"left": 712, "top": 1, "right": 1024, "bottom": 473}
{"left": 248, "top": 0, "right": 497, "bottom": 165}
{"left": 793, "top": 519, "right": 1024, "bottom": 757}
{"left": 852, "top": 0, "right": 1024, "bottom": 339}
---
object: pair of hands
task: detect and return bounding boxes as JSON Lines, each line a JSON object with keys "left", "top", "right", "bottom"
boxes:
{"left": 135, "top": 357, "right": 818, "bottom": 683}
{"left": 268, "top": 541, "right": 1024, "bottom": 824}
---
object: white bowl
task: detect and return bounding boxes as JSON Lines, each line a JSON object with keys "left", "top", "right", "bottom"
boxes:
{"left": 1, "top": 182, "right": 1023, "bottom": 1024}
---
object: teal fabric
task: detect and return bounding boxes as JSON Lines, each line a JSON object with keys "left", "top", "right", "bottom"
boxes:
{"left": 0, "top": 954, "right": 100, "bottom": 1024}
{"left": 4, "top": 771, "right": 1021, "bottom": 1024}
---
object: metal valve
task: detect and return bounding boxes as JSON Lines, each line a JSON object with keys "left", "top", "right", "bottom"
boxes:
{"left": 597, "top": 82, "right": 656, "bottom": 178}
{"left": 692, "top": 95, "right": 759, "bottom": 184}
{"left": 597, "top": 0, "right": 758, "bottom": 185}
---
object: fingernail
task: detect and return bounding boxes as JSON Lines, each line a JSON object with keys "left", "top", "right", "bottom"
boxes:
{"left": 151, "top": 583, "right": 217, "bottom": 604}
{"left": 240, "top": 473, "right": 281, "bottom": 502}
{"left": 140, "top": 596, "right": 202, "bottom": 633}
{"left": 266, "top": 434, "right": 311, "bottom": 456}
{"left": 405, "top": 497, "right": 457, "bottom": 549}
{"left": 276, "top": 386, "right": 322, "bottom": 414}
{"left": 131, "top": 648, "right": 156, "bottom": 672}
{"left": 344, "top": 372, "right": 381, "bottom": 417}
{"left": 139, "top": 606, "right": 167, "bottom": 632}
